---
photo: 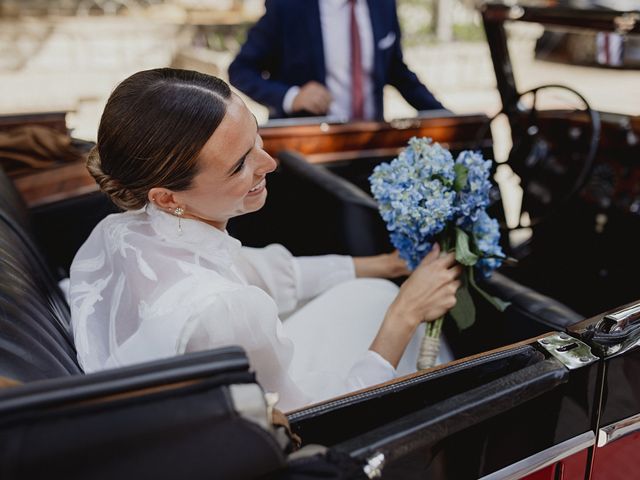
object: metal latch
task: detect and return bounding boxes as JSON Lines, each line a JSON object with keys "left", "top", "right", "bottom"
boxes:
{"left": 538, "top": 333, "right": 598, "bottom": 369}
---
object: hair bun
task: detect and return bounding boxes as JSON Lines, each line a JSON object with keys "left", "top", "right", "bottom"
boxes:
{"left": 86, "top": 147, "right": 146, "bottom": 210}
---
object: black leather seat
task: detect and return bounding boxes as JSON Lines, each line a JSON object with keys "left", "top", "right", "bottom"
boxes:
{"left": 0, "top": 208, "right": 77, "bottom": 381}
{"left": 0, "top": 167, "right": 289, "bottom": 479}
{"left": 0, "top": 164, "right": 30, "bottom": 232}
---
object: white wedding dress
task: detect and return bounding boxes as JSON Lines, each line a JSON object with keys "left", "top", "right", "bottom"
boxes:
{"left": 69, "top": 203, "right": 452, "bottom": 411}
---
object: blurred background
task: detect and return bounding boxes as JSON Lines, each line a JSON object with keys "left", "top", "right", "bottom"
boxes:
{"left": 1, "top": 1, "right": 637, "bottom": 143}
{"left": 0, "top": 0, "right": 500, "bottom": 140}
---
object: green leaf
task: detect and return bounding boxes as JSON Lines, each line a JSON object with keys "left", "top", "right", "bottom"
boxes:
{"left": 434, "top": 174, "right": 454, "bottom": 187}
{"left": 449, "top": 274, "right": 476, "bottom": 330}
{"left": 455, "top": 228, "right": 479, "bottom": 266}
{"left": 454, "top": 163, "right": 469, "bottom": 192}
{"left": 468, "top": 267, "right": 511, "bottom": 312}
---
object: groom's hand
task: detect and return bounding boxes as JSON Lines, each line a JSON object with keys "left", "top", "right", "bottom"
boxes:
{"left": 292, "top": 81, "right": 332, "bottom": 115}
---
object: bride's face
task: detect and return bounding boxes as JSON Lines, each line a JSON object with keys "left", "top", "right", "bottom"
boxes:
{"left": 175, "top": 94, "right": 276, "bottom": 230}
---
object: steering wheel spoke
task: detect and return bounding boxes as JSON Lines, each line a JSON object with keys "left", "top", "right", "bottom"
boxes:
{"left": 505, "top": 84, "right": 601, "bottom": 229}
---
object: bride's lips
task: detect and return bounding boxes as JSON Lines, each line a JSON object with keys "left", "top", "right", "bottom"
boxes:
{"left": 247, "top": 178, "right": 266, "bottom": 196}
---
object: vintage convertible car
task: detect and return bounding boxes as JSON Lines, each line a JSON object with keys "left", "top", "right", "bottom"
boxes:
{"left": 0, "top": 3, "right": 638, "bottom": 479}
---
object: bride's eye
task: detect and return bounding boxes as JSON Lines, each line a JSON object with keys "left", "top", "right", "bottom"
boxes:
{"left": 232, "top": 157, "right": 246, "bottom": 175}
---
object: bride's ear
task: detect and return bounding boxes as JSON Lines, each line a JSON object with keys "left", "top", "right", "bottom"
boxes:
{"left": 148, "top": 187, "right": 180, "bottom": 211}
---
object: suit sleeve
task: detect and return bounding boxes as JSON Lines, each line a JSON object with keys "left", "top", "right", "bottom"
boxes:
{"left": 228, "top": 0, "right": 292, "bottom": 115}
{"left": 386, "top": 1, "right": 446, "bottom": 112}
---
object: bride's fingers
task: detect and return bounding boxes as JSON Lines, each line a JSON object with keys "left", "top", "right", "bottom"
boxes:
{"left": 449, "top": 264, "right": 463, "bottom": 278}
{"left": 419, "top": 243, "right": 440, "bottom": 266}
{"left": 437, "top": 251, "right": 457, "bottom": 268}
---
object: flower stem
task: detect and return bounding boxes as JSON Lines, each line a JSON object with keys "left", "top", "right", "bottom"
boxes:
{"left": 427, "top": 316, "right": 444, "bottom": 338}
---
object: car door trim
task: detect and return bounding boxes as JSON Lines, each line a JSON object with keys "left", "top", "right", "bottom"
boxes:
{"left": 597, "top": 411, "right": 640, "bottom": 447}
{"left": 289, "top": 345, "right": 536, "bottom": 421}
{"left": 478, "top": 431, "right": 594, "bottom": 480}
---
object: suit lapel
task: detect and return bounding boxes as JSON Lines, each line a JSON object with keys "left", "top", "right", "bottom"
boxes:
{"left": 366, "top": 0, "right": 383, "bottom": 46}
{"left": 308, "top": 0, "right": 326, "bottom": 81}
{"left": 366, "top": 0, "right": 384, "bottom": 85}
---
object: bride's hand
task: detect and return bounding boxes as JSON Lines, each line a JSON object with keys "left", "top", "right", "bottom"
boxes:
{"left": 368, "top": 244, "right": 462, "bottom": 367}
{"left": 353, "top": 251, "right": 411, "bottom": 279}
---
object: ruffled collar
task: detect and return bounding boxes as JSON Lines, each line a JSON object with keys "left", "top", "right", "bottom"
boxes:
{"left": 145, "top": 203, "right": 242, "bottom": 257}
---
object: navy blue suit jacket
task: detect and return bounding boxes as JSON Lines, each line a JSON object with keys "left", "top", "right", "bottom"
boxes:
{"left": 228, "top": 0, "right": 444, "bottom": 119}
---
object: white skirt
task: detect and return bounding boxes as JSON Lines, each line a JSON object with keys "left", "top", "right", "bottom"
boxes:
{"left": 283, "top": 278, "right": 454, "bottom": 384}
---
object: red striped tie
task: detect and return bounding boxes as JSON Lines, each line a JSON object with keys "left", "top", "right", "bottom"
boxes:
{"left": 349, "top": 0, "right": 364, "bottom": 120}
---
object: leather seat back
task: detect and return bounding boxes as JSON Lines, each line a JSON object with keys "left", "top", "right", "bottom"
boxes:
{"left": 0, "top": 167, "right": 30, "bottom": 232}
{"left": 0, "top": 172, "right": 80, "bottom": 381}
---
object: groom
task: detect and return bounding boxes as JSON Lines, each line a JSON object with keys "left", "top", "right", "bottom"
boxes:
{"left": 228, "top": 0, "right": 445, "bottom": 120}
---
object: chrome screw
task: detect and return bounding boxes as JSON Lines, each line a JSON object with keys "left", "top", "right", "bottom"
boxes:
{"left": 363, "top": 453, "right": 385, "bottom": 479}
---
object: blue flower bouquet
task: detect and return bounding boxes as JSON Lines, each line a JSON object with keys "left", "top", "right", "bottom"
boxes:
{"left": 369, "top": 137, "right": 509, "bottom": 369}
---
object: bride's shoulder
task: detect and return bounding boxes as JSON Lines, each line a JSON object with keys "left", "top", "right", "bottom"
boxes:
{"left": 80, "top": 207, "right": 153, "bottom": 251}
{"left": 92, "top": 206, "right": 148, "bottom": 229}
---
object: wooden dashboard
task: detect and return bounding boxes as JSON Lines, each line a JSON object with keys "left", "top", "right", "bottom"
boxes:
{"left": 4, "top": 113, "right": 492, "bottom": 208}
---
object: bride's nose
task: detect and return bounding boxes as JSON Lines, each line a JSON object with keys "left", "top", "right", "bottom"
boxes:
{"left": 255, "top": 149, "right": 277, "bottom": 176}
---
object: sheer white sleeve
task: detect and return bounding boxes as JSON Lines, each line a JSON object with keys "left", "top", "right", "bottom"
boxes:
{"left": 293, "top": 255, "right": 356, "bottom": 300}
{"left": 180, "top": 285, "right": 311, "bottom": 411}
{"left": 347, "top": 350, "right": 396, "bottom": 389}
{"left": 234, "top": 245, "right": 355, "bottom": 314}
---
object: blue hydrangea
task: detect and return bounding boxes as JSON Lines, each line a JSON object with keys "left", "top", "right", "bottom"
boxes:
{"left": 471, "top": 210, "right": 504, "bottom": 277}
{"left": 369, "top": 137, "right": 503, "bottom": 277}
{"left": 370, "top": 138, "right": 456, "bottom": 269}
{"left": 454, "top": 150, "right": 493, "bottom": 229}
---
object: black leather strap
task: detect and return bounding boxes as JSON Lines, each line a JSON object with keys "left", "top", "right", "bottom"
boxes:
{"left": 0, "top": 346, "right": 251, "bottom": 418}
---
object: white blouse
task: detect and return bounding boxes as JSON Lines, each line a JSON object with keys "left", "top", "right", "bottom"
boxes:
{"left": 69, "top": 203, "right": 396, "bottom": 410}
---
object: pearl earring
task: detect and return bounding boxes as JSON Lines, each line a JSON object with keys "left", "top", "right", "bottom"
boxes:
{"left": 174, "top": 207, "right": 184, "bottom": 234}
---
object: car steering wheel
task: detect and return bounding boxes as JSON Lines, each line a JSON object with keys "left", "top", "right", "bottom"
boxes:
{"left": 505, "top": 84, "right": 601, "bottom": 229}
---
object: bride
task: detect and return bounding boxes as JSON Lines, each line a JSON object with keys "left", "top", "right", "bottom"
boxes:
{"left": 69, "top": 68, "right": 461, "bottom": 411}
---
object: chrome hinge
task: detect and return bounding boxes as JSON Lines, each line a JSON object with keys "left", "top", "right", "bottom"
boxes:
{"left": 363, "top": 452, "right": 385, "bottom": 479}
{"left": 597, "top": 302, "right": 640, "bottom": 333}
{"left": 537, "top": 333, "right": 598, "bottom": 370}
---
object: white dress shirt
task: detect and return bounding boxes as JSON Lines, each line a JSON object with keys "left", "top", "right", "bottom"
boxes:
{"left": 69, "top": 203, "right": 396, "bottom": 411}
{"left": 283, "top": 0, "right": 375, "bottom": 120}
